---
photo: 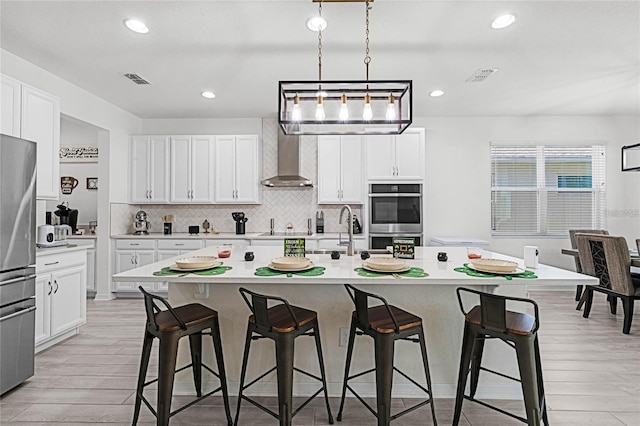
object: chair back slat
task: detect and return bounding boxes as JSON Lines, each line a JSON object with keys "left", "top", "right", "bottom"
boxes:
{"left": 569, "top": 229, "right": 608, "bottom": 273}
{"left": 238, "top": 287, "right": 300, "bottom": 331}
{"left": 479, "top": 293, "right": 507, "bottom": 333}
{"left": 344, "top": 284, "right": 400, "bottom": 333}
{"left": 138, "top": 286, "right": 187, "bottom": 331}
{"left": 576, "top": 234, "right": 634, "bottom": 296}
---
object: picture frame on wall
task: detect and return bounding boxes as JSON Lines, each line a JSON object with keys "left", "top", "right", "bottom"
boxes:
{"left": 86, "top": 177, "right": 98, "bottom": 190}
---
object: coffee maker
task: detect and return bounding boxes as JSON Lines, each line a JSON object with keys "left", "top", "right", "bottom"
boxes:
{"left": 54, "top": 202, "right": 79, "bottom": 234}
{"left": 232, "top": 212, "right": 248, "bottom": 235}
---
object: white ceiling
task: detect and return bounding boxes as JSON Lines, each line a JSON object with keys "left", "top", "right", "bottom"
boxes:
{"left": 1, "top": 0, "right": 638, "bottom": 119}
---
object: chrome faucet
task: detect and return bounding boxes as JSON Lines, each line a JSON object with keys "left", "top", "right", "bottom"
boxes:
{"left": 338, "top": 205, "right": 354, "bottom": 256}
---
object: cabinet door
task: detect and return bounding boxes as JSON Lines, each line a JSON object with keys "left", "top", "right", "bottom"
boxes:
{"left": 34, "top": 275, "right": 51, "bottom": 345}
{"left": 214, "top": 136, "right": 237, "bottom": 202}
{"left": 170, "top": 136, "right": 192, "bottom": 202}
{"left": 21, "top": 85, "right": 60, "bottom": 199}
{"left": 149, "top": 136, "right": 170, "bottom": 202}
{"left": 190, "top": 136, "right": 214, "bottom": 203}
{"left": 50, "top": 266, "right": 85, "bottom": 336}
{"left": 130, "top": 137, "right": 151, "bottom": 203}
{"left": 395, "top": 130, "right": 424, "bottom": 179}
{"left": 339, "top": 135, "right": 363, "bottom": 203}
{"left": 234, "top": 135, "right": 259, "bottom": 203}
{"left": 114, "top": 250, "right": 137, "bottom": 291}
{"left": 156, "top": 250, "right": 181, "bottom": 292}
{"left": 135, "top": 251, "right": 157, "bottom": 291}
{"left": 317, "top": 136, "right": 342, "bottom": 204}
{"left": 1, "top": 75, "right": 21, "bottom": 137}
{"left": 365, "top": 134, "right": 395, "bottom": 179}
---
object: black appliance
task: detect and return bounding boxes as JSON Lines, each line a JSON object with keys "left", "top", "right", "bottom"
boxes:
{"left": 1, "top": 134, "right": 37, "bottom": 395}
{"left": 54, "top": 202, "right": 78, "bottom": 234}
{"left": 232, "top": 212, "right": 248, "bottom": 235}
{"left": 368, "top": 183, "right": 423, "bottom": 249}
{"left": 316, "top": 211, "right": 324, "bottom": 234}
{"left": 353, "top": 214, "right": 362, "bottom": 234}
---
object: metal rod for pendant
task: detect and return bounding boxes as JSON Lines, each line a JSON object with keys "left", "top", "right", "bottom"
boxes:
{"left": 364, "top": 0, "right": 370, "bottom": 82}
{"left": 318, "top": 1, "right": 323, "bottom": 82}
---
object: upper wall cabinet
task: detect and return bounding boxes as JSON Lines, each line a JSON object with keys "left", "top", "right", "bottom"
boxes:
{"left": 365, "top": 128, "right": 425, "bottom": 180}
{"left": 317, "top": 135, "right": 363, "bottom": 204}
{"left": 214, "top": 135, "right": 261, "bottom": 204}
{"left": 130, "top": 136, "right": 170, "bottom": 203}
{"left": 1, "top": 74, "right": 61, "bottom": 199}
{"left": 170, "top": 136, "right": 214, "bottom": 203}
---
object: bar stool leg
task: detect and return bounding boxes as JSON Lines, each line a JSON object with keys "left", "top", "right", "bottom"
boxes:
{"left": 234, "top": 326, "right": 254, "bottom": 426}
{"left": 452, "top": 323, "right": 476, "bottom": 426}
{"left": 373, "top": 333, "right": 395, "bottom": 426}
{"left": 621, "top": 297, "right": 634, "bottom": 335}
{"left": 312, "top": 321, "right": 334, "bottom": 424}
{"left": 515, "top": 339, "right": 542, "bottom": 426}
{"left": 188, "top": 333, "right": 203, "bottom": 397}
{"left": 469, "top": 336, "right": 485, "bottom": 398}
{"left": 575, "top": 285, "right": 583, "bottom": 301}
{"left": 210, "top": 318, "right": 233, "bottom": 426}
{"left": 275, "top": 333, "right": 295, "bottom": 426}
{"left": 337, "top": 318, "right": 357, "bottom": 422}
{"left": 534, "top": 336, "right": 549, "bottom": 426}
{"left": 582, "top": 287, "right": 594, "bottom": 318}
{"left": 417, "top": 326, "right": 438, "bottom": 426}
{"left": 132, "top": 332, "right": 154, "bottom": 425}
{"left": 156, "top": 333, "right": 180, "bottom": 426}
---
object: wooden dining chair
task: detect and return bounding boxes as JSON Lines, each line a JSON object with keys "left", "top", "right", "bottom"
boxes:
{"left": 575, "top": 234, "right": 640, "bottom": 334}
{"left": 569, "top": 229, "right": 609, "bottom": 303}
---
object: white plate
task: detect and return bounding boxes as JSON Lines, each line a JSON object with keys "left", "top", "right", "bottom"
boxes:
{"left": 270, "top": 256, "right": 312, "bottom": 269}
{"left": 268, "top": 262, "right": 315, "bottom": 272}
{"left": 361, "top": 264, "right": 411, "bottom": 274}
{"left": 469, "top": 258, "right": 519, "bottom": 273}
{"left": 364, "top": 257, "right": 407, "bottom": 271}
{"left": 175, "top": 255, "right": 219, "bottom": 269}
{"left": 170, "top": 261, "right": 222, "bottom": 272}
{"left": 466, "top": 263, "right": 525, "bottom": 275}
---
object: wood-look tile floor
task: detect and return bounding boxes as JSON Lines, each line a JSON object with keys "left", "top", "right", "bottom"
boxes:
{"left": 1, "top": 290, "right": 639, "bottom": 425}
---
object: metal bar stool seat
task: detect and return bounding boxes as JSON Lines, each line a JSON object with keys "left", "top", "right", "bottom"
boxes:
{"left": 235, "top": 287, "right": 334, "bottom": 426}
{"left": 133, "top": 286, "right": 233, "bottom": 426}
{"left": 452, "top": 287, "right": 549, "bottom": 426}
{"left": 336, "top": 284, "right": 437, "bottom": 426}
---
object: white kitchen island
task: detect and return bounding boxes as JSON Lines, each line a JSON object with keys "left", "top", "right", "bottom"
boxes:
{"left": 113, "top": 245, "right": 597, "bottom": 400}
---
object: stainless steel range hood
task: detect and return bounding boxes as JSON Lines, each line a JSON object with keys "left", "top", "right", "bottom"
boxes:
{"left": 261, "top": 130, "right": 313, "bottom": 187}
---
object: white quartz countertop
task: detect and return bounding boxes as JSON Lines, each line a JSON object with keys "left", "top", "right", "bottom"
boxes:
{"left": 110, "top": 232, "right": 365, "bottom": 240}
{"left": 112, "top": 245, "right": 597, "bottom": 287}
{"left": 36, "top": 243, "right": 90, "bottom": 256}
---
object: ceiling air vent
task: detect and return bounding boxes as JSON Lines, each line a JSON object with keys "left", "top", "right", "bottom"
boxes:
{"left": 123, "top": 73, "right": 151, "bottom": 85}
{"left": 466, "top": 68, "right": 498, "bottom": 83}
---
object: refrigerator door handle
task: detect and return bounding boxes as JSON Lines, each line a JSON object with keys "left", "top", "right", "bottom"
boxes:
{"left": 0, "top": 274, "right": 37, "bottom": 286}
{"left": 0, "top": 306, "right": 36, "bottom": 323}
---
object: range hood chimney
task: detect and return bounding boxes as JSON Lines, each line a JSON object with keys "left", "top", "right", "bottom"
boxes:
{"left": 261, "top": 129, "right": 313, "bottom": 187}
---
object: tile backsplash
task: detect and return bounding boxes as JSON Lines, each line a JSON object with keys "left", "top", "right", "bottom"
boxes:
{"left": 110, "top": 118, "right": 361, "bottom": 235}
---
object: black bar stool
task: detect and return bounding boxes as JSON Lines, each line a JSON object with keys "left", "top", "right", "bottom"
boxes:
{"left": 336, "top": 284, "right": 437, "bottom": 426}
{"left": 452, "top": 287, "right": 549, "bottom": 426}
{"left": 235, "top": 287, "right": 334, "bottom": 426}
{"left": 132, "top": 286, "right": 233, "bottom": 426}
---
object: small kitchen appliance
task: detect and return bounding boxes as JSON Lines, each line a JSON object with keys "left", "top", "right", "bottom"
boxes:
{"left": 133, "top": 210, "right": 150, "bottom": 235}
{"left": 316, "top": 211, "right": 324, "bottom": 234}
{"left": 54, "top": 202, "right": 79, "bottom": 234}
{"left": 232, "top": 212, "right": 248, "bottom": 235}
{"left": 352, "top": 214, "right": 362, "bottom": 234}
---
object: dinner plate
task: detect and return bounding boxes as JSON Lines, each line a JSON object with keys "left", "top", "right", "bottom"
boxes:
{"left": 268, "top": 262, "right": 315, "bottom": 272}
{"left": 361, "top": 264, "right": 411, "bottom": 274}
{"left": 469, "top": 258, "right": 519, "bottom": 273}
{"left": 169, "top": 261, "right": 222, "bottom": 272}
{"left": 466, "top": 263, "right": 525, "bottom": 275}
{"left": 364, "top": 257, "right": 407, "bottom": 271}
{"left": 270, "top": 256, "right": 312, "bottom": 269}
{"left": 175, "top": 255, "right": 219, "bottom": 269}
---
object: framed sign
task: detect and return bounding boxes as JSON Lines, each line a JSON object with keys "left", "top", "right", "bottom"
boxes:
{"left": 60, "top": 145, "right": 98, "bottom": 163}
{"left": 284, "top": 238, "right": 306, "bottom": 257}
{"left": 86, "top": 177, "right": 98, "bottom": 190}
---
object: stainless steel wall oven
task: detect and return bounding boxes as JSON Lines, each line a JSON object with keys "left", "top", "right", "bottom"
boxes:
{"left": 368, "top": 183, "right": 423, "bottom": 249}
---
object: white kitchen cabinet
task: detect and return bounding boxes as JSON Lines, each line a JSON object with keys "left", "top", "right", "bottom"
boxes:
{"left": 317, "top": 238, "right": 368, "bottom": 250}
{"left": 1, "top": 74, "right": 61, "bottom": 199}
{"left": 35, "top": 249, "right": 87, "bottom": 352}
{"left": 130, "top": 136, "right": 170, "bottom": 203}
{"left": 156, "top": 239, "right": 204, "bottom": 291}
{"left": 170, "top": 135, "right": 214, "bottom": 203}
{"left": 67, "top": 239, "right": 96, "bottom": 294}
{"left": 365, "top": 128, "right": 425, "bottom": 180}
{"left": 113, "top": 239, "right": 157, "bottom": 292}
{"left": 318, "top": 135, "right": 363, "bottom": 204}
{"left": 214, "top": 135, "right": 261, "bottom": 204}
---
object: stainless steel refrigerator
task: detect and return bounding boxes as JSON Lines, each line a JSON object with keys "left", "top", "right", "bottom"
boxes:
{"left": 0, "top": 134, "right": 37, "bottom": 395}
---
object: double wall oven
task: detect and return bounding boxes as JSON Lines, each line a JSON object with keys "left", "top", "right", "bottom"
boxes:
{"left": 368, "top": 183, "right": 423, "bottom": 249}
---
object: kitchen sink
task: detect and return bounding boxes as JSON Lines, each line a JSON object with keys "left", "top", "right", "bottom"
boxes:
{"left": 258, "top": 232, "right": 313, "bottom": 237}
{"left": 305, "top": 248, "right": 390, "bottom": 255}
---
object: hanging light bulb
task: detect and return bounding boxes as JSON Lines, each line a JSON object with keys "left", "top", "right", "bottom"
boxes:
{"left": 362, "top": 93, "right": 373, "bottom": 121}
{"left": 291, "top": 94, "right": 302, "bottom": 121}
{"left": 385, "top": 93, "right": 396, "bottom": 121}
{"left": 338, "top": 93, "right": 349, "bottom": 121}
{"left": 315, "top": 95, "right": 325, "bottom": 121}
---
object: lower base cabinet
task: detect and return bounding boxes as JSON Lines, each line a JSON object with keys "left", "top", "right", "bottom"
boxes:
{"left": 35, "top": 249, "right": 87, "bottom": 351}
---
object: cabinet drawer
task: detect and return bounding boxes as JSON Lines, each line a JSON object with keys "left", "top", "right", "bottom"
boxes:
{"left": 67, "top": 239, "right": 96, "bottom": 249}
{"left": 37, "top": 250, "right": 86, "bottom": 273}
{"left": 115, "top": 239, "right": 155, "bottom": 250}
{"left": 157, "top": 239, "right": 202, "bottom": 250}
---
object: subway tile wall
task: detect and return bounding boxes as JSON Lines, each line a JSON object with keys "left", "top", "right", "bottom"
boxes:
{"left": 110, "top": 118, "right": 362, "bottom": 235}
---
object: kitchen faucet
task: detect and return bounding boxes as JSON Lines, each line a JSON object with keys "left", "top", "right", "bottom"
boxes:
{"left": 338, "top": 205, "right": 354, "bottom": 256}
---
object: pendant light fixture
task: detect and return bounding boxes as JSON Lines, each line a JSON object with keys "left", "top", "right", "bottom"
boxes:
{"left": 278, "top": 0, "right": 412, "bottom": 135}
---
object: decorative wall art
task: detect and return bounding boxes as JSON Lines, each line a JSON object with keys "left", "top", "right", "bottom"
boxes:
{"left": 59, "top": 145, "right": 98, "bottom": 163}
{"left": 86, "top": 177, "right": 98, "bottom": 190}
{"left": 60, "top": 176, "right": 79, "bottom": 194}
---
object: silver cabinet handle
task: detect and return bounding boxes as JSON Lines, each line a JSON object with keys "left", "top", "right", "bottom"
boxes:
{"left": 149, "top": 190, "right": 152, "bottom": 199}
{"left": 48, "top": 281, "right": 52, "bottom": 296}
{"left": 130, "top": 243, "right": 139, "bottom": 246}
{"left": 44, "top": 261, "right": 59, "bottom": 266}
{"left": 135, "top": 254, "right": 139, "bottom": 265}
{"left": 131, "top": 254, "right": 135, "bottom": 264}
{"left": 146, "top": 190, "right": 149, "bottom": 199}
{"left": 54, "top": 280, "right": 59, "bottom": 294}
{"left": 175, "top": 243, "right": 184, "bottom": 246}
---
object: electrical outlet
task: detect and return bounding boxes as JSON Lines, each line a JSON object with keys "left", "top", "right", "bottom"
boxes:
{"left": 339, "top": 327, "right": 350, "bottom": 347}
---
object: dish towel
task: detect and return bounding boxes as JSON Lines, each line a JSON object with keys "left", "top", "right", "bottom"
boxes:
{"left": 153, "top": 266, "right": 232, "bottom": 276}
{"left": 454, "top": 263, "right": 537, "bottom": 280}
{"left": 353, "top": 267, "right": 429, "bottom": 278}
{"left": 254, "top": 266, "right": 326, "bottom": 277}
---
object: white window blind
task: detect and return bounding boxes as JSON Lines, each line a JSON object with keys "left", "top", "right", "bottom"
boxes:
{"left": 491, "top": 144, "right": 606, "bottom": 236}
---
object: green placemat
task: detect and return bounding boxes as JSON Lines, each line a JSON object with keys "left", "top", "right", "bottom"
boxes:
{"left": 254, "top": 266, "right": 326, "bottom": 277}
{"left": 354, "top": 267, "right": 429, "bottom": 278}
{"left": 153, "top": 266, "right": 232, "bottom": 277}
{"left": 454, "top": 263, "right": 537, "bottom": 280}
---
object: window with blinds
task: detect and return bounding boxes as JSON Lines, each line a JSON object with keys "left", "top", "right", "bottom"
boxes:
{"left": 491, "top": 144, "right": 606, "bottom": 236}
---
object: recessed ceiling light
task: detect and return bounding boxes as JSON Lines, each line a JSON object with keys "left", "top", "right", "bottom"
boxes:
{"left": 429, "top": 90, "right": 444, "bottom": 98}
{"left": 491, "top": 13, "right": 517, "bottom": 29}
{"left": 306, "top": 16, "right": 327, "bottom": 32}
{"left": 124, "top": 19, "right": 149, "bottom": 34}
{"left": 201, "top": 91, "right": 216, "bottom": 99}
